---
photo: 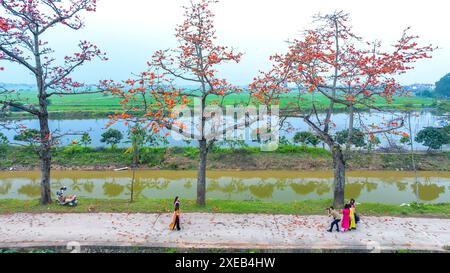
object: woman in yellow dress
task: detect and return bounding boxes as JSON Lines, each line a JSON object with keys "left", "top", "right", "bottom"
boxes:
{"left": 349, "top": 201, "right": 357, "bottom": 230}
{"left": 169, "top": 196, "right": 181, "bottom": 231}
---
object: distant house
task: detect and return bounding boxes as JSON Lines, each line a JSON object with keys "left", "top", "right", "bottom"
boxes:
{"left": 406, "top": 83, "right": 435, "bottom": 93}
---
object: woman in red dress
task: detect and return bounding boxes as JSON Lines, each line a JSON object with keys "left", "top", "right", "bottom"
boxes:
{"left": 341, "top": 204, "right": 351, "bottom": 232}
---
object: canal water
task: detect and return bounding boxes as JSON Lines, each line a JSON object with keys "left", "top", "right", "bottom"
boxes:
{"left": 1, "top": 170, "right": 449, "bottom": 204}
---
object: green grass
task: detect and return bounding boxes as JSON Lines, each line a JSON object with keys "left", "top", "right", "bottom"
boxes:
{"left": 0, "top": 198, "right": 449, "bottom": 217}
{"left": 0, "top": 145, "right": 332, "bottom": 167}
{"left": 4, "top": 90, "right": 438, "bottom": 119}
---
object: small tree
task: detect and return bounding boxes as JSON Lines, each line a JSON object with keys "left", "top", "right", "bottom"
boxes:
{"left": 0, "top": 131, "right": 7, "bottom": 143}
{"left": 0, "top": 131, "right": 8, "bottom": 154}
{"left": 336, "top": 129, "right": 366, "bottom": 148}
{"left": 415, "top": 127, "right": 449, "bottom": 151}
{"left": 442, "top": 125, "right": 450, "bottom": 136}
{"left": 279, "top": 136, "right": 292, "bottom": 145}
{"left": 400, "top": 135, "right": 412, "bottom": 146}
{"left": 80, "top": 132, "right": 92, "bottom": 148}
{"left": 366, "top": 135, "right": 381, "bottom": 152}
{"left": 294, "top": 131, "right": 320, "bottom": 147}
{"left": 101, "top": 129, "right": 123, "bottom": 150}
{"left": 435, "top": 73, "right": 450, "bottom": 98}
{"left": 14, "top": 129, "right": 40, "bottom": 147}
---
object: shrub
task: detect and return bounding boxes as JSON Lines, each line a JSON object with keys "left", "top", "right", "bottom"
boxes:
{"left": 335, "top": 129, "right": 366, "bottom": 148}
{"left": 100, "top": 129, "right": 123, "bottom": 149}
{"left": 140, "top": 148, "right": 165, "bottom": 166}
{"left": 80, "top": 132, "right": 92, "bottom": 147}
{"left": 415, "top": 127, "right": 449, "bottom": 151}
{"left": 13, "top": 129, "right": 40, "bottom": 146}
{"left": 293, "top": 131, "right": 321, "bottom": 147}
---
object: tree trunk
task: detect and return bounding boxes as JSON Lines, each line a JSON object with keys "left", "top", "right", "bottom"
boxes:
{"left": 407, "top": 112, "right": 420, "bottom": 203}
{"left": 346, "top": 104, "right": 354, "bottom": 153}
{"left": 197, "top": 139, "right": 208, "bottom": 206}
{"left": 34, "top": 31, "right": 52, "bottom": 205}
{"left": 332, "top": 144, "right": 346, "bottom": 208}
{"left": 38, "top": 111, "right": 52, "bottom": 205}
{"left": 130, "top": 168, "right": 136, "bottom": 203}
{"left": 132, "top": 140, "right": 139, "bottom": 168}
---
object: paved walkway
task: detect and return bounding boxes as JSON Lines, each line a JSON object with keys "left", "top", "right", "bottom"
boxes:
{"left": 0, "top": 213, "right": 449, "bottom": 252}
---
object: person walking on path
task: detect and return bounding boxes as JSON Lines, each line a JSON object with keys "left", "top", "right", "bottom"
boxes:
{"left": 327, "top": 206, "right": 341, "bottom": 233}
{"left": 341, "top": 204, "right": 351, "bottom": 232}
{"left": 169, "top": 196, "right": 181, "bottom": 231}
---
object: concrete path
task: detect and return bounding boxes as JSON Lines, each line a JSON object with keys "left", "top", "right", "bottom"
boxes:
{"left": 0, "top": 213, "right": 449, "bottom": 252}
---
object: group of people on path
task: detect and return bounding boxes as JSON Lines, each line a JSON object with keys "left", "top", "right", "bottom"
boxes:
{"left": 327, "top": 199, "right": 359, "bottom": 233}
{"left": 169, "top": 196, "right": 360, "bottom": 233}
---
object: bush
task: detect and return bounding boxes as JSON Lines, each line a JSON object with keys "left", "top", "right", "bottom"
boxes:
{"left": 100, "top": 129, "right": 123, "bottom": 149}
{"left": 61, "top": 144, "right": 90, "bottom": 156}
{"left": 140, "top": 147, "right": 165, "bottom": 166}
{"left": 13, "top": 129, "right": 40, "bottom": 145}
{"left": 415, "top": 127, "right": 449, "bottom": 151}
{"left": 80, "top": 132, "right": 92, "bottom": 147}
{"left": 182, "top": 147, "right": 200, "bottom": 159}
{"left": 0, "top": 132, "right": 8, "bottom": 154}
{"left": 293, "top": 131, "right": 320, "bottom": 147}
{"left": 336, "top": 129, "right": 366, "bottom": 148}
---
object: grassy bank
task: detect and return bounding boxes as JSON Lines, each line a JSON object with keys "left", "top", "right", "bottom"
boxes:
{"left": 1, "top": 145, "right": 449, "bottom": 171}
{"left": 0, "top": 198, "right": 449, "bottom": 218}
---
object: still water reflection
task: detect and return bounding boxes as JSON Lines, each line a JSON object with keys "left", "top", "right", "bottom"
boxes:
{"left": 0, "top": 171, "right": 449, "bottom": 204}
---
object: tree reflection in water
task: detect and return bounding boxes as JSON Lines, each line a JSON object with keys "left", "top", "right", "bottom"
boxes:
{"left": 184, "top": 180, "right": 193, "bottom": 189}
{"left": 4, "top": 172, "right": 449, "bottom": 203}
{"left": 18, "top": 180, "right": 41, "bottom": 198}
{"left": 345, "top": 181, "right": 378, "bottom": 200}
{"left": 103, "top": 179, "right": 125, "bottom": 197}
{"left": 248, "top": 183, "right": 275, "bottom": 199}
{"left": 289, "top": 180, "right": 331, "bottom": 196}
{"left": 411, "top": 177, "right": 446, "bottom": 201}
{"left": 70, "top": 179, "right": 83, "bottom": 192}
{"left": 83, "top": 181, "right": 94, "bottom": 193}
{"left": 207, "top": 178, "right": 247, "bottom": 199}
{"left": 0, "top": 181, "right": 12, "bottom": 195}
{"left": 396, "top": 182, "right": 408, "bottom": 191}
{"left": 126, "top": 178, "right": 171, "bottom": 199}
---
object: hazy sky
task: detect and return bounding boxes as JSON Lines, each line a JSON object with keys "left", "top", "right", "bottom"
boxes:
{"left": 2, "top": 0, "right": 449, "bottom": 86}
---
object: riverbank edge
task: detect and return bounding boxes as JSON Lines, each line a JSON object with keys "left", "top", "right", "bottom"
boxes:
{"left": 1, "top": 145, "right": 449, "bottom": 172}
{"left": 1, "top": 199, "right": 449, "bottom": 218}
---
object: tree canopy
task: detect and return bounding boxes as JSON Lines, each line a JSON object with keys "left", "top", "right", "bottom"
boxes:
{"left": 435, "top": 73, "right": 450, "bottom": 98}
{"left": 415, "top": 127, "right": 449, "bottom": 151}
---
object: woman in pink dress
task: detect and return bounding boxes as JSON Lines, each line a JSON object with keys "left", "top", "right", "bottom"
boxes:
{"left": 341, "top": 204, "right": 351, "bottom": 231}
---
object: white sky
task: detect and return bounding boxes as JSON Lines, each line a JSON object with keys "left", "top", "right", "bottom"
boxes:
{"left": 2, "top": 0, "right": 449, "bottom": 86}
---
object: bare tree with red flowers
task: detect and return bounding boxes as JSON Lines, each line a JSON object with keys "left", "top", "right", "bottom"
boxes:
{"left": 250, "top": 11, "right": 434, "bottom": 207}
{"left": 107, "top": 0, "right": 243, "bottom": 206}
{"left": 0, "top": 0, "right": 107, "bottom": 205}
